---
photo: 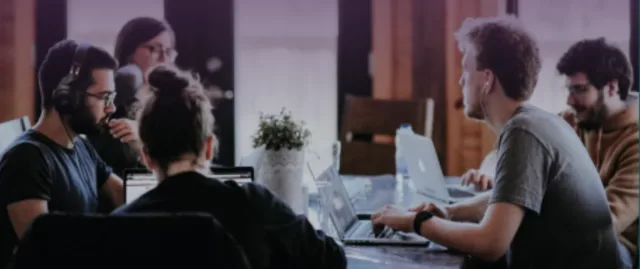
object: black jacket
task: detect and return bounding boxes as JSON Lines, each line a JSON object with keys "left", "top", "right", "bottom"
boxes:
{"left": 112, "top": 172, "right": 347, "bottom": 269}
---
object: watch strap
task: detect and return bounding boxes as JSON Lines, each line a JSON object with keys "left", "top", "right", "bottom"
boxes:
{"left": 413, "top": 211, "right": 434, "bottom": 234}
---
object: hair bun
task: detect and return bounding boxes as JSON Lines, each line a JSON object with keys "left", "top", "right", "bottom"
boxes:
{"left": 147, "top": 64, "right": 190, "bottom": 97}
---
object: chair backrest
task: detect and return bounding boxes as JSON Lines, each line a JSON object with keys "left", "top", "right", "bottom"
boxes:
{"left": 0, "top": 116, "right": 30, "bottom": 155}
{"left": 12, "top": 213, "right": 251, "bottom": 269}
{"left": 339, "top": 95, "right": 434, "bottom": 175}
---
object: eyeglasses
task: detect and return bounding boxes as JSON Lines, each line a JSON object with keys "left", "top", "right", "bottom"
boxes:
{"left": 83, "top": 91, "right": 117, "bottom": 107}
{"left": 142, "top": 44, "right": 177, "bottom": 61}
{"left": 567, "top": 84, "right": 590, "bottom": 96}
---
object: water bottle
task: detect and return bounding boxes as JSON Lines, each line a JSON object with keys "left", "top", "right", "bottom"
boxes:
{"left": 395, "top": 123, "right": 414, "bottom": 178}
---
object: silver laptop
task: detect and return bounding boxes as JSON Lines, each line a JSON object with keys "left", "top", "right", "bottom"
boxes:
{"left": 123, "top": 167, "right": 254, "bottom": 204}
{"left": 238, "top": 146, "right": 264, "bottom": 168}
{"left": 316, "top": 166, "right": 429, "bottom": 246}
{"left": 397, "top": 133, "right": 477, "bottom": 204}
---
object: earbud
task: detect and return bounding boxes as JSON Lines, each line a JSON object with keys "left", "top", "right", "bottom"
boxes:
{"left": 483, "top": 81, "right": 490, "bottom": 94}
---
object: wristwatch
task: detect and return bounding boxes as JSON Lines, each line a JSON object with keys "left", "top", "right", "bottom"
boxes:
{"left": 413, "top": 211, "right": 434, "bottom": 234}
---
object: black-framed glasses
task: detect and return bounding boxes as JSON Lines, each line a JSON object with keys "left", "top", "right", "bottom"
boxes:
{"left": 83, "top": 91, "right": 117, "bottom": 107}
{"left": 567, "top": 84, "right": 591, "bottom": 96}
{"left": 142, "top": 44, "right": 177, "bottom": 61}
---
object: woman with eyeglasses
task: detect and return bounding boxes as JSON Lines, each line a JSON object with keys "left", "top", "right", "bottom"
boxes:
{"left": 87, "top": 17, "right": 178, "bottom": 197}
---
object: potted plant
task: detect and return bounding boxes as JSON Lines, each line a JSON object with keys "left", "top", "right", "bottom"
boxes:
{"left": 252, "top": 108, "right": 311, "bottom": 213}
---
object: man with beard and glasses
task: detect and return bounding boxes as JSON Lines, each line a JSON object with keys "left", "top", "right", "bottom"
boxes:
{"left": 370, "top": 16, "right": 620, "bottom": 269}
{"left": 556, "top": 38, "right": 638, "bottom": 269}
{"left": 0, "top": 40, "right": 125, "bottom": 268}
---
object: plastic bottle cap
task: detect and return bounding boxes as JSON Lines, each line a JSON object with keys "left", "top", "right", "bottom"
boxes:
{"left": 400, "top": 123, "right": 411, "bottom": 128}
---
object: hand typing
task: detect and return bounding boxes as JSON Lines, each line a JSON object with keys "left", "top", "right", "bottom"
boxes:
{"left": 371, "top": 205, "right": 416, "bottom": 233}
{"left": 460, "top": 169, "right": 494, "bottom": 191}
{"left": 409, "top": 202, "right": 450, "bottom": 220}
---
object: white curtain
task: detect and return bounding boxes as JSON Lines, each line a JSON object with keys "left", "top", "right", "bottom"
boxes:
{"left": 234, "top": 0, "right": 339, "bottom": 164}
{"left": 519, "top": 0, "right": 630, "bottom": 113}
{"left": 66, "top": 0, "right": 164, "bottom": 56}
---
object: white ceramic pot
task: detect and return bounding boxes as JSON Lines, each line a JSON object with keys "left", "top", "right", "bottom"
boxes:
{"left": 258, "top": 148, "right": 306, "bottom": 214}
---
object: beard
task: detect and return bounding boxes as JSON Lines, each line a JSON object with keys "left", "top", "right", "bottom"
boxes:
{"left": 67, "top": 104, "right": 110, "bottom": 136}
{"left": 465, "top": 101, "right": 485, "bottom": 120}
{"left": 574, "top": 91, "right": 608, "bottom": 131}
{"left": 463, "top": 85, "right": 486, "bottom": 120}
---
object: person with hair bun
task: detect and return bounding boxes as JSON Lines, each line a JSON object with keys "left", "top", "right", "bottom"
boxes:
{"left": 112, "top": 64, "right": 346, "bottom": 269}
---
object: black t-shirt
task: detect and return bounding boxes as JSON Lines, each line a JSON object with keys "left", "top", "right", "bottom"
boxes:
{"left": 0, "top": 130, "right": 112, "bottom": 268}
{"left": 112, "top": 172, "right": 347, "bottom": 269}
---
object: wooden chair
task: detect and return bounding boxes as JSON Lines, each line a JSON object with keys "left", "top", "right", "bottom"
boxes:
{"left": 339, "top": 95, "right": 434, "bottom": 175}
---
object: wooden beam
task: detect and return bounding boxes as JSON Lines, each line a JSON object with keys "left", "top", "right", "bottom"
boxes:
{"left": 411, "top": 0, "right": 448, "bottom": 169}
{"left": 0, "top": 0, "right": 35, "bottom": 124}
{"left": 371, "top": 0, "right": 395, "bottom": 99}
{"left": 631, "top": 0, "right": 638, "bottom": 93}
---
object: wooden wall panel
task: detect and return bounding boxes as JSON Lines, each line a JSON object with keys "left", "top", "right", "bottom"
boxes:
{"left": 392, "top": 0, "right": 413, "bottom": 100}
{"left": 0, "top": 0, "right": 35, "bottom": 124}
{"left": 371, "top": 0, "right": 394, "bottom": 100}
{"left": 14, "top": 0, "right": 35, "bottom": 123}
{"left": 631, "top": 0, "right": 638, "bottom": 93}
{"left": 412, "top": 0, "right": 447, "bottom": 170}
{"left": 445, "top": 0, "right": 499, "bottom": 176}
{"left": 372, "top": 0, "right": 499, "bottom": 176}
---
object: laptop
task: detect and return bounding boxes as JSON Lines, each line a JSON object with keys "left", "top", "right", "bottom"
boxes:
{"left": 316, "top": 166, "right": 429, "bottom": 246}
{"left": 397, "top": 132, "right": 477, "bottom": 204}
{"left": 209, "top": 167, "right": 254, "bottom": 185}
{"left": 123, "top": 167, "right": 255, "bottom": 204}
{"left": 238, "top": 146, "right": 265, "bottom": 173}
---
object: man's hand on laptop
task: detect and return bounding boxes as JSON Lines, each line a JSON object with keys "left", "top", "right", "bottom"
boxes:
{"left": 372, "top": 202, "right": 453, "bottom": 233}
{"left": 410, "top": 202, "right": 449, "bottom": 220}
{"left": 371, "top": 205, "right": 416, "bottom": 233}
{"left": 460, "top": 169, "right": 494, "bottom": 191}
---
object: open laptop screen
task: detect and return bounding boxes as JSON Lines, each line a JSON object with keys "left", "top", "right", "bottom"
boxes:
{"left": 209, "top": 167, "right": 254, "bottom": 184}
{"left": 124, "top": 167, "right": 254, "bottom": 204}
{"left": 316, "top": 166, "right": 358, "bottom": 239}
{"left": 125, "top": 171, "right": 157, "bottom": 204}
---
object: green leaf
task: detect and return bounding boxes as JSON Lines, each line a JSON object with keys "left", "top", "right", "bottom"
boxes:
{"left": 252, "top": 107, "right": 311, "bottom": 151}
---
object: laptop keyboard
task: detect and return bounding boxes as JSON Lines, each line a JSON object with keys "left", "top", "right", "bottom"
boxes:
{"left": 447, "top": 187, "right": 475, "bottom": 198}
{"left": 352, "top": 221, "right": 394, "bottom": 239}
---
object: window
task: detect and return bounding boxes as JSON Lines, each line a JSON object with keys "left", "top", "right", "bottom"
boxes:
{"left": 234, "top": 0, "right": 339, "bottom": 163}
{"left": 66, "top": 0, "right": 164, "bottom": 55}
{"left": 519, "top": 0, "right": 630, "bottom": 113}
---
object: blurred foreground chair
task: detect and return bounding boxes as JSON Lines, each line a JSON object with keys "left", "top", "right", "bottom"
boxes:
{"left": 12, "top": 212, "right": 251, "bottom": 269}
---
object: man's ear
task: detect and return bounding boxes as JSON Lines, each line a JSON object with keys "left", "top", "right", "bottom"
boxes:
{"left": 483, "top": 69, "right": 495, "bottom": 93}
{"left": 205, "top": 135, "right": 215, "bottom": 161}
{"left": 606, "top": 80, "right": 619, "bottom": 97}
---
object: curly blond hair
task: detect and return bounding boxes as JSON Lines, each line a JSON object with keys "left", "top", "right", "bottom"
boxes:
{"left": 455, "top": 15, "right": 541, "bottom": 101}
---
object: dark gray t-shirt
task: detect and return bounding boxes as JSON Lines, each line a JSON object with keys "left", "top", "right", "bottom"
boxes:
{"left": 490, "top": 105, "right": 620, "bottom": 269}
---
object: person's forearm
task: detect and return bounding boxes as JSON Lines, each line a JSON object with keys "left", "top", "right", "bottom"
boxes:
{"left": 102, "top": 176, "right": 125, "bottom": 208}
{"left": 418, "top": 217, "right": 501, "bottom": 261}
{"left": 447, "top": 191, "right": 491, "bottom": 223}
